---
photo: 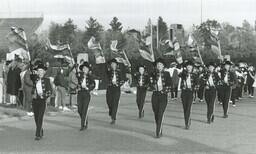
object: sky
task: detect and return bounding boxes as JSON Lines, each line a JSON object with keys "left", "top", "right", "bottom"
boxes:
{"left": 1, "top": 0, "right": 256, "bottom": 31}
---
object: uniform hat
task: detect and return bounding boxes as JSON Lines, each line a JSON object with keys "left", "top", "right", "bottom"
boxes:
{"left": 155, "top": 58, "right": 166, "bottom": 67}
{"left": 223, "top": 60, "right": 233, "bottom": 65}
{"left": 206, "top": 62, "right": 215, "bottom": 67}
{"left": 170, "top": 62, "right": 177, "bottom": 67}
{"left": 184, "top": 60, "right": 194, "bottom": 67}
{"left": 108, "top": 58, "right": 118, "bottom": 65}
{"left": 79, "top": 62, "right": 90, "bottom": 71}
{"left": 35, "top": 63, "right": 47, "bottom": 70}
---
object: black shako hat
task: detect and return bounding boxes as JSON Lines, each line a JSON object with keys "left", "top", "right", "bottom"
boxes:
{"left": 206, "top": 62, "right": 216, "bottom": 67}
{"left": 154, "top": 58, "right": 166, "bottom": 67}
{"left": 35, "top": 63, "right": 47, "bottom": 71}
{"left": 79, "top": 62, "right": 91, "bottom": 71}
{"left": 108, "top": 58, "right": 118, "bottom": 65}
{"left": 223, "top": 60, "right": 233, "bottom": 65}
{"left": 183, "top": 60, "right": 194, "bottom": 67}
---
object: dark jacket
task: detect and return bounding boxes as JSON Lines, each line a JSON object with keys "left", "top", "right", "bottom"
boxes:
{"left": 149, "top": 70, "right": 171, "bottom": 93}
{"left": 7, "top": 66, "right": 21, "bottom": 95}
{"left": 77, "top": 72, "right": 95, "bottom": 91}
{"left": 32, "top": 77, "right": 52, "bottom": 100}
{"left": 179, "top": 70, "right": 199, "bottom": 91}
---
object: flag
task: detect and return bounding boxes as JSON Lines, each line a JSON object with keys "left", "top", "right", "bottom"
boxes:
{"left": 88, "top": 36, "right": 102, "bottom": 50}
{"left": 110, "top": 40, "right": 118, "bottom": 52}
{"left": 209, "top": 29, "right": 221, "bottom": 57}
{"left": 6, "top": 27, "right": 30, "bottom": 61}
{"left": 127, "top": 19, "right": 155, "bottom": 62}
{"left": 87, "top": 36, "right": 105, "bottom": 64}
{"left": 160, "top": 39, "right": 174, "bottom": 56}
{"left": 47, "top": 39, "right": 70, "bottom": 51}
{"left": 110, "top": 40, "right": 130, "bottom": 66}
{"left": 128, "top": 31, "right": 155, "bottom": 62}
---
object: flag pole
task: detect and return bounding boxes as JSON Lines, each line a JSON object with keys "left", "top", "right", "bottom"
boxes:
{"left": 156, "top": 19, "right": 159, "bottom": 50}
{"left": 197, "top": 45, "right": 204, "bottom": 65}
{"left": 150, "top": 18, "right": 155, "bottom": 62}
{"left": 122, "top": 50, "right": 131, "bottom": 67}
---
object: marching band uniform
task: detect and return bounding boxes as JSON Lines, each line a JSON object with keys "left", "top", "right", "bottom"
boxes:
{"left": 219, "top": 61, "right": 236, "bottom": 118}
{"left": 197, "top": 66, "right": 205, "bottom": 102}
{"left": 179, "top": 60, "right": 198, "bottom": 129}
{"left": 31, "top": 63, "right": 52, "bottom": 140}
{"left": 247, "top": 66, "right": 255, "bottom": 97}
{"left": 133, "top": 65, "right": 150, "bottom": 118}
{"left": 106, "top": 59, "right": 125, "bottom": 124}
{"left": 76, "top": 62, "right": 95, "bottom": 131}
{"left": 150, "top": 58, "right": 171, "bottom": 138}
{"left": 203, "top": 62, "right": 220, "bottom": 123}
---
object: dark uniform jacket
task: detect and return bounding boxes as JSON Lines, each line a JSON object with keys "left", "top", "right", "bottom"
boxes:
{"left": 133, "top": 72, "right": 150, "bottom": 89}
{"left": 202, "top": 71, "right": 220, "bottom": 89}
{"left": 149, "top": 70, "right": 171, "bottom": 93}
{"left": 219, "top": 69, "right": 236, "bottom": 87}
{"left": 76, "top": 72, "right": 95, "bottom": 91}
{"left": 32, "top": 77, "right": 52, "bottom": 100}
{"left": 179, "top": 70, "right": 199, "bottom": 91}
{"left": 106, "top": 68, "right": 125, "bottom": 87}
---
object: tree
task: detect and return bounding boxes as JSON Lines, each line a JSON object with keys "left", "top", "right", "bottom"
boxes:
{"left": 157, "top": 16, "right": 168, "bottom": 40}
{"left": 109, "top": 17, "right": 123, "bottom": 32}
{"left": 83, "top": 17, "right": 103, "bottom": 45}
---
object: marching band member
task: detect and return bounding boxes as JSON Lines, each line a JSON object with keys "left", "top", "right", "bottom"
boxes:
{"left": 150, "top": 58, "right": 171, "bottom": 138}
{"left": 179, "top": 60, "right": 198, "bottom": 129}
{"left": 31, "top": 62, "right": 52, "bottom": 141}
{"left": 203, "top": 62, "right": 220, "bottom": 124}
{"left": 247, "top": 65, "right": 255, "bottom": 98}
{"left": 76, "top": 62, "right": 95, "bottom": 131}
{"left": 133, "top": 64, "right": 150, "bottom": 118}
{"left": 106, "top": 59, "right": 125, "bottom": 124}
{"left": 219, "top": 61, "right": 236, "bottom": 118}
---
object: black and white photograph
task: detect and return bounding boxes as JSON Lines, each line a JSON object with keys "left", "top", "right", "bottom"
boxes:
{"left": 0, "top": 0, "right": 256, "bottom": 153}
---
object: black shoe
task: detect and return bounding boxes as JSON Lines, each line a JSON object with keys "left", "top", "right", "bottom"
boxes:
{"left": 110, "top": 119, "right": 116, "bottom": 125}
{"left": 141, "top": 110, "right": 144, "bottom": 118}
{"left": 185, "top": 125, "right": 190, "bottom": 130}
{"left": 109, "top": 111, "right": 111, "bottom": 116}
{"left": 223, "top": 114, "right": 228, "bottom": 118}
{"left": 85, "top": 121, "right": 88, "bottom": 129}
{"left": 34, "top": 136, "right": 41, "bottom": 141}
{"left": 207, "top": 119, "right": 211, "bottom": 124}
{"left": 80, "top": 126, "right": 85, "bottom": 131}
{"left": 139, "top": 111, "right": 142, "bottom": 118}
{"left": 211, "top": 115, "right": 214, "bottom": 122}
{"left": 40, "top": 129, "right": 44, "bottom": 137}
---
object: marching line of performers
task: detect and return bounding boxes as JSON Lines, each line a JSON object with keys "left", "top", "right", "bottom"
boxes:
{"left": 29, "top": 58, "right": 255, "bottom": 140}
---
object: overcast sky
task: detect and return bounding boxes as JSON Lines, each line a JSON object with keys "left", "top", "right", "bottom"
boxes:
{"left": 1, "top": 0, "right": 256, "bottom": 31}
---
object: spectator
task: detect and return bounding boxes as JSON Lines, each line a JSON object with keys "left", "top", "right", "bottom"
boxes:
{"left": 22, "top": 63, "right": 34, "bottom": 116}
{"left": 54, "top": 67, "right": 69, "bottom": 111}
{"left": 6, "top": 56, "right": 22, "bottom": 106}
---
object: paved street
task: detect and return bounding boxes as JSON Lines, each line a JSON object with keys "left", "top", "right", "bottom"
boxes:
{"left": 0, "top": 92, "right": 256, "bottom": 154}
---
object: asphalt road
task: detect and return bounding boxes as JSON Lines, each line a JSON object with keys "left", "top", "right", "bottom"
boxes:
{"left": 0, "top": 92, "right": 256, "bottom": 154}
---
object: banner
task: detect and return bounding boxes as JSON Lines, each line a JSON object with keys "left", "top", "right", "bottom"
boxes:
{"left": 6, "top": 27, "right": 30, "bottom": 61}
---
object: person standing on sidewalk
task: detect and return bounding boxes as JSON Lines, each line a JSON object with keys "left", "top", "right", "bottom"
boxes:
{"left": 76, "top": 62, "right": 95, "bottom": 131}
{"left": 31, "top": 62, "right": 52, "bottom": 141}
{"left": 22, "top": 63, "right": 34, "bottom": 116}
{"left": 54, "top": 67, "right": 69, "bottom": 111}
{"left": 6, "top": 55, "right": 22, "bottom": 106}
